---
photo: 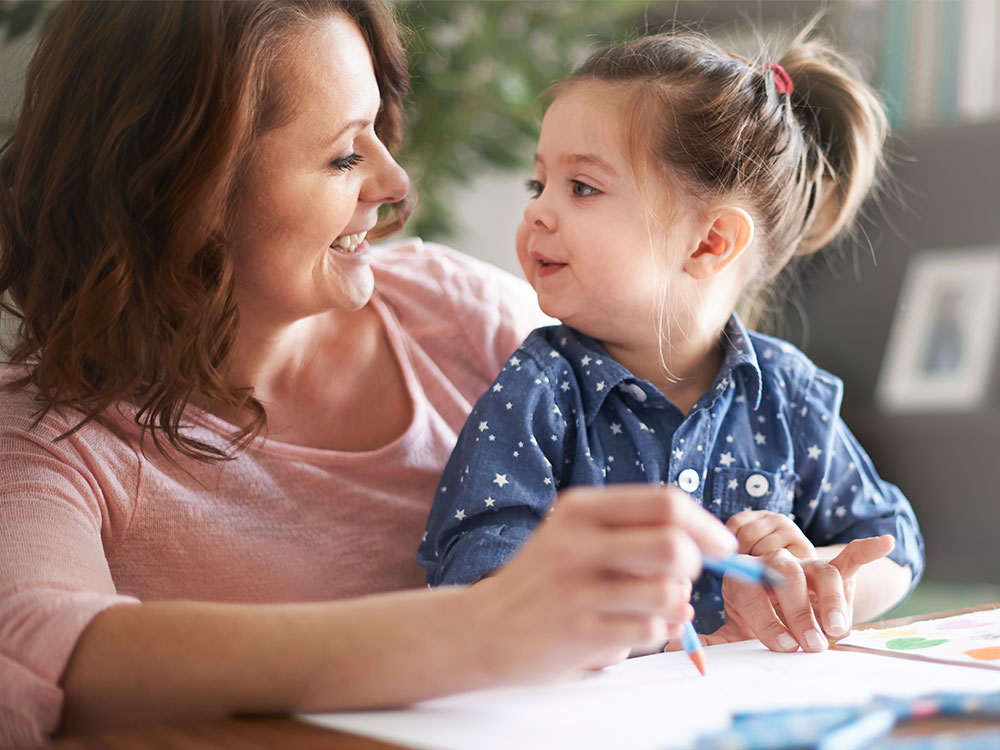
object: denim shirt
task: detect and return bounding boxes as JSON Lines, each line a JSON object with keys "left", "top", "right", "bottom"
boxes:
{"left": 418, "top": 316, "right": 924, "bottom": 633}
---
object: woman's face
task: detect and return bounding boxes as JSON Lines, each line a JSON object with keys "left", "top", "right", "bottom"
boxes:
{"left": 227, "top": 13, "right": 409, "bottom": 328}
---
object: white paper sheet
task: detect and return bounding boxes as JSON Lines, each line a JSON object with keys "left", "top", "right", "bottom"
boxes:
{"left": 837, "top": 607, "right": 1000, "bottom": 670}
{"left": 299, "top": 640, "right": 1000, "bottom": 750}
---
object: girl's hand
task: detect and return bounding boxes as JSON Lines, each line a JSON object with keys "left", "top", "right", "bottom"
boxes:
{"left": 702, "top": 535, "right": 895, "bottom": 652}
{"left": 726, "top": 510, "right": 816, "bottom": 559}
{"left": 468, "top": 484, "right": 737, "bottom": 680}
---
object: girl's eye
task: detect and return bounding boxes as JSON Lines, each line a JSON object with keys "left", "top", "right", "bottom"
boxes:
{"left": 571, "top": 180, "right": 600, "bottom": 198}
{"left": 331, "top": 153, "right": 365, "bottom": 172}
{"left": 525, "top": 178, "right": 543, "bottom": 199}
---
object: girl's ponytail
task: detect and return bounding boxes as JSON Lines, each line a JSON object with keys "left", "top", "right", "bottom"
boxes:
{"left": 778, "top": 31, "right": 888, "bottom": 254}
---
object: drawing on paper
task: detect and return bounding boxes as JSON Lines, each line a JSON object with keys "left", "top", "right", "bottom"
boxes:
{"left": 838, "top": 608, "right": 1000, "bottom": 668}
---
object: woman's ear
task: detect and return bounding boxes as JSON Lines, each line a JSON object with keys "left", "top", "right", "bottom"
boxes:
{"left": 683, "top": 207, "right": 754, "bottom": 279}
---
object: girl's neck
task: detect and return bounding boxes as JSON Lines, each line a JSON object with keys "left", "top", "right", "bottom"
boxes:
{"left": 602, "top": 331, "right": 725, "bottom": 416}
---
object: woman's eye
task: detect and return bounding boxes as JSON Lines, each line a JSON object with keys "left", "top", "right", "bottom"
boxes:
{"left": 525, "top": 178, "right": 543, "bottom": 199}
{"left": 571, "top": 180, "right": 599, "bottom": 198}
{"left": 331, "top": 153, "right": 365, "bottom": 172}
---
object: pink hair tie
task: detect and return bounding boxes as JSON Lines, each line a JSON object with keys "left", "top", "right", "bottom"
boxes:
{"left": 765, "top": 63, "right": 794, "bottom": 95}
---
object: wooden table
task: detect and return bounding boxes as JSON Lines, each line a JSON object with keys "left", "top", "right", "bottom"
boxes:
{"left": 47, "top": 603, "right": 1000, "bottom": 750}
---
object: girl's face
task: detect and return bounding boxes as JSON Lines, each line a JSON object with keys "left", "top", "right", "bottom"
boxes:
{"left": 515, "top": 83, "right": 703, "bottom": 349}
{"left": 226, "top": 13, "right": 409, "bottom": 329}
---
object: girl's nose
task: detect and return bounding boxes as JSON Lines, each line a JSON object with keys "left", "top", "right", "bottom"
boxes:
{"left": 523, "top": 190, "right": 555, "bottom": 232}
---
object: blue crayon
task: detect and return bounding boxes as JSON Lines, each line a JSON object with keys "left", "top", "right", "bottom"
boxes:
{"left": 703, "top": 555, "right": 785, "bottom": 588}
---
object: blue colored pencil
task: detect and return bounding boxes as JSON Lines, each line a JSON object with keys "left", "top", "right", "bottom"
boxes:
{"left": 680, "top": 620, "right": 706, "bottom": 676}
{"left": 703, "top": 555, "right": 785, "bottom": 588}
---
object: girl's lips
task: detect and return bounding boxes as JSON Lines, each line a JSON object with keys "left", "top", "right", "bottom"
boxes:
{"left": 531, "top": 251, "right": 567, "bottom": 277}
{"left": 537, "top": 260, "right": 567, "bottom": 277}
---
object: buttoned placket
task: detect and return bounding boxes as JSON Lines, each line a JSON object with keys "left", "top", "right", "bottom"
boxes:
{"left": 668, "top": 406, "right": 712, "bottom": 501}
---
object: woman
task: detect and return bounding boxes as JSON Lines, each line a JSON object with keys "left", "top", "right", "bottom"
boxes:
{"left": 0, "top": 1, "right": 737, "bottom": 744}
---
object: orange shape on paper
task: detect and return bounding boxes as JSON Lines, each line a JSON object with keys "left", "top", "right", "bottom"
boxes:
{"left": 964, "top": 646, "right": 1000, "bottom": 661}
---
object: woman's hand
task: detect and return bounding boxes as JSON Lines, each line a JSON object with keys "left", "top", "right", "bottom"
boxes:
{"left": 726, "top": 509, "right": 817, "bottom": 559}
{"left": 466, "top": 484, "right": 737, "bottom": 680}
{"left": 702, "top": 535, "right": 896, "bottom": 652}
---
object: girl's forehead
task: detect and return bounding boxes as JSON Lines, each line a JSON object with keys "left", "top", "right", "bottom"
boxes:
{"left": 540, "top": 83, "right": 631, "bottom": 153}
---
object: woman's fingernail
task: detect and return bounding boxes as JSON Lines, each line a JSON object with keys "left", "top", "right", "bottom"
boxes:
{"left": 805, "top": 630, "right": 826, "bottom": 651}
{"left": 828, "top": 610, "right": 848, "bottom": 635}
{"left": 776, "top": 633, "right": 798, "bottom": 651}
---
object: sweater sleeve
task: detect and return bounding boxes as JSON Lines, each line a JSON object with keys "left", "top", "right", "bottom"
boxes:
{"left": 0, "top": 403, "right": 140, "bottom": 746}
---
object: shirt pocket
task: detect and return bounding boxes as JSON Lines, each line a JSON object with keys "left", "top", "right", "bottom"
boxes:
{"left": 709, "top": 467, "right": 797, "bottom": 520}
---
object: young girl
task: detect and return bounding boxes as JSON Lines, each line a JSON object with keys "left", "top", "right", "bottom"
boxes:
{"left": 419, "top": 28, "right": 924, "bottom": 652}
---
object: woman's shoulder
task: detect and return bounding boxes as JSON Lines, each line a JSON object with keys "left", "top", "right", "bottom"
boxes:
{"left": 0, "top": 365, "right": 140, "bottom": 459}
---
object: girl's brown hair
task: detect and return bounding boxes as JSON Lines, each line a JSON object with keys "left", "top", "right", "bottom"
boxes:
{"left": 0, "top": 0, "right": 410, "bottom": 460}
{"left": 550, "top": 23, "right": 887, "bottom": 322}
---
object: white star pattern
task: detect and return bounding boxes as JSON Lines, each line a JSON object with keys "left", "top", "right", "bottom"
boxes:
{"left": 423, "top": 325, "right": 918, "bottom": 636}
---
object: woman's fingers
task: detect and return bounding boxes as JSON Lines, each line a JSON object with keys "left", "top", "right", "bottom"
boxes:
{"left": 558, "top": 485, "right": 737, "bottom": 559}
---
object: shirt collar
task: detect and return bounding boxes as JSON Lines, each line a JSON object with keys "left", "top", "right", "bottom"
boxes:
{"left": 557, "top": 314, "right": 763, "bottom": 424}
{"left": 712, "top": 313, "right": 763, "bottom": 410}
{"left": 554, "top": 327, "right": 651, "bottom": 424}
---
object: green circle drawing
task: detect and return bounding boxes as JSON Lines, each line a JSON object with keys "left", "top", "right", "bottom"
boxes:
{"left": 885, "top": 637, "right": 948, "bottom": 650}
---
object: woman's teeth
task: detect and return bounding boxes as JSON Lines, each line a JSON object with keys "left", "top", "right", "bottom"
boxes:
{"left": 331, "top": 231, "right": 367, "bottom": 253}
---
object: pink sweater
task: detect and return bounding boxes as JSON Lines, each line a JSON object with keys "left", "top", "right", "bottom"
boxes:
{"left": 0, "top": 239, "right": 544, "bottom": 746}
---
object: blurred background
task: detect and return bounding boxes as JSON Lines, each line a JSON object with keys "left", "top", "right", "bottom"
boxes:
{"left": 2, "top": 0, "right": 998, "bottom": 617}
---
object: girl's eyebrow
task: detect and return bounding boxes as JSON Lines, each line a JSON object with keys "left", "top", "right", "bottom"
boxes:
{"left": 534, "top": 152, "right": 620, "bottom": 178}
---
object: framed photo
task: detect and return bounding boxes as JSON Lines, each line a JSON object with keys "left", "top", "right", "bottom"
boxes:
{"left": 876, "top": 247, "right": 1000, "bottom": 413}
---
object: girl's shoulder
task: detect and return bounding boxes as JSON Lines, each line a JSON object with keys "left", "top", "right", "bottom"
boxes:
{"left": 745, "top": 331, "right": 845, "bottom": 408}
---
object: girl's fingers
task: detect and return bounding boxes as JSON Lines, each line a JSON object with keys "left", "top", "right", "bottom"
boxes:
{"left": 747, "top": 550, "right": 826, "bottom": 652}
{"left": 800, "top": 560, "right": 850, "bottom": 637}
{"left": 720, "top": 573, "right": 800, "bottom": 652}
{"left": 830, "top": 535, "right": 895, "bottom": 579}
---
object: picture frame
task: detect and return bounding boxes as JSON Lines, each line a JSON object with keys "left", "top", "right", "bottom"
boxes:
{"left": 875, "top": 247, "right": 1000, "bottom": 413}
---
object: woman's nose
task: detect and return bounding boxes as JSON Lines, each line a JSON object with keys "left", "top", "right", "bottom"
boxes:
{"left": 363, "top": 142, "right": 410, "bottom": 206}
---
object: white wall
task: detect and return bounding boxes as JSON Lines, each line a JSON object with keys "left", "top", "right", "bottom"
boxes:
{"left": 438, "top": 171, "right": 529, "bottom": 279}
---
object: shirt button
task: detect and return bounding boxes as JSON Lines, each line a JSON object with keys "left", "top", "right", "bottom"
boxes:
{"left": 620, "top": 383, "right": 647, "bottom": 402}
{"left": 677, "top": 468, "right": 700, "bottom": 493}
{"left": 745, "top": 474, "right": 769, "bottom": 498}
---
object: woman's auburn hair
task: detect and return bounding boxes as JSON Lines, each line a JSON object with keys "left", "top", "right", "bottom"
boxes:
{"left": 0, "top": 0, "right": 410, "bottom": 460}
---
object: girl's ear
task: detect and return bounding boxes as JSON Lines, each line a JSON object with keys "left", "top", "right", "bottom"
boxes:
{"left": 684, "top": 207, "right": 755, "bottom": 279}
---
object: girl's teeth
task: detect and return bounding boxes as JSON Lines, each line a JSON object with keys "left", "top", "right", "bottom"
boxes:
{"left": 332, "top": 231, "right": 367, "bottom": 253}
